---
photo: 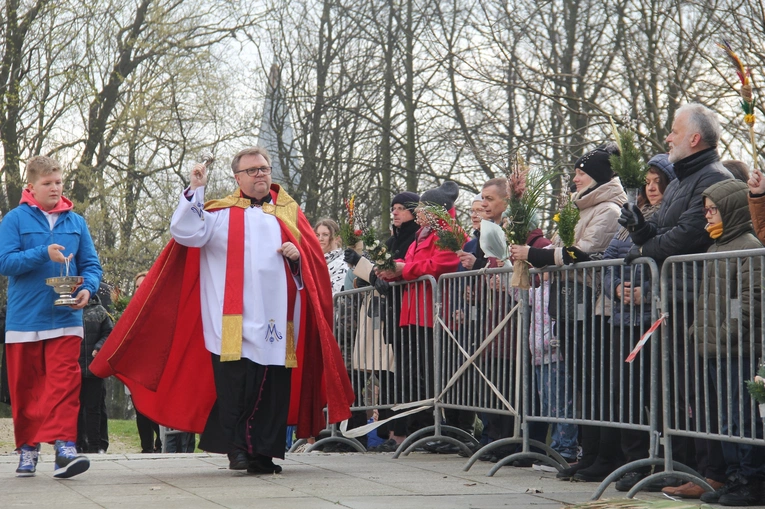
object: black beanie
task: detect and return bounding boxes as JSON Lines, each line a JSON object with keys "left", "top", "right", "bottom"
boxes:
{"left": 391, "top": 191, "right": 420, "bottom": 213}
{"left": 420, "top": 181, "right": 459, "bottom": 211}
{"left": 575, "top": 147, "right": 615, "bottom": 184}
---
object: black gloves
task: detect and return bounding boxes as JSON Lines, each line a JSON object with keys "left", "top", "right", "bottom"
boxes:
{"left": 620, "top": 203, "right": 657, "bottom": 245}
{"left": 618, "top": 203, "right": 645, "bottom": 231}
{"left": 561, "top": 246, "right": 591, "bottom": 265}
{"left": 526, "top": 247, "right": 556, "bottom": 268}
{"left": 623, "top": 245, "right": 642, "bottom": 264}
{"left": 344, "top": 248, "right": 361, "bottom": 266}
{"left": 368, "top": 271, "right": 390, "bottom": 294}
{"left": 374, "top": 276, "right": 390, "bottom": 294}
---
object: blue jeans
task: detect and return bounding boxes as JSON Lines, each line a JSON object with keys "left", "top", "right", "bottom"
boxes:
{"left": 707, "top": 357, "right": 765, "bottom": 480}
{"left": 535, "top": 363, "right": 578, "bottom": 459}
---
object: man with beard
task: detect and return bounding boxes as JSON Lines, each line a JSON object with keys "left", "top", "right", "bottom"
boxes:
{"left": 620, "top": 103, "right": 732, "bottom": 495}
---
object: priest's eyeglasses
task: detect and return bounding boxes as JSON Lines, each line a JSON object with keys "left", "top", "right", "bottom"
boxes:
{"left": 235, "top": 166, "right": 272, "bottom": 176}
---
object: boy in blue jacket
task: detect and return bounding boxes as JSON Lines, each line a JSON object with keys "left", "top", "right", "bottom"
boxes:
{"left": 0, "top": 155, "right": 102, "bottom": 478}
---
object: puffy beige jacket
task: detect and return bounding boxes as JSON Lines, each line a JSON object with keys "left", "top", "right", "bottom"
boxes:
{"left": 553, "top": 178, "right": 627, "bottom": 317}
{"left": 552, "top": 178, "right": 627, "bottom": 263}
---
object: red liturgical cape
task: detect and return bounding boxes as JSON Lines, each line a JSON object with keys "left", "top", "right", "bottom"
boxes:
{"left": 90, "top": 184, "right": 354, "bottom": 439}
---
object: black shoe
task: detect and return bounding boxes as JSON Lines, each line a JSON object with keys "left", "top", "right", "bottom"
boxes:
{"left": 512, "top": 458, "right": 534, "bottom": 468}
{"left": 556, "top": 457, "right": 595, "bottom": 480}
{"left": 615, "top": 471, "right": 649, "bottom": 492}
{"left": 478, "top": 451, "right": 494, "bottom": 462}
{"left": 487, "top": 445, "right": 516, "bottom": 463}
{"left": 228, "top": 451, "right": 249, "bottom": 470}
{"left": 457, "top": 442, "right": 478, "bottom": 458}
{"left": 718, "top": 478, "right": 763, "bottom": 506}
{"left": 700, "top": 477, "right": 744, "bottom": 504}
{"left": 422, "top": 441, "right": 441, "bottom": 453}
{"left": 573, "top": 458, "right": 623, "bottom": 483}
{"left": 321, "top": 442, "right": 355, "bottom": 453}
{"left": 247, "top": 455, "right": 282, "bottom": 474}
{"left": 434, "top": 443, "right": 461, "bottom": 455}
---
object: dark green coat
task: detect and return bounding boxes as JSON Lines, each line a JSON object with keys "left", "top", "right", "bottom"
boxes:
{"left": 693, "top": 179, "right": 763, "bottom": 357}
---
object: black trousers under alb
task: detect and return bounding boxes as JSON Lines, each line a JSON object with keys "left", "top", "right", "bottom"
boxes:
{"left": 199, "top": 354, "right": 291, "bottom": 459}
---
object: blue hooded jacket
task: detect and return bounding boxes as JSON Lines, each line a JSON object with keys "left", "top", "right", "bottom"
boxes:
{"left": 0, "top": 202, "right": 102, "bottom": 332}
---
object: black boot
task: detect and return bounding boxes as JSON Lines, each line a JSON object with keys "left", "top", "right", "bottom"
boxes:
{"left": 556, "top": 455, "right": 595, "bottom": 480}
{"left": 573, "top": 455, "right": 624, "bottom": 482}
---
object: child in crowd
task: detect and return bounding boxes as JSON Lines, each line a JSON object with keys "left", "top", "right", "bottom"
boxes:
{"left": 694, "top": 179, "right": 765, "bottom": 507}
{"left": 528, "top": 254, "right": 578, "bottom": 468}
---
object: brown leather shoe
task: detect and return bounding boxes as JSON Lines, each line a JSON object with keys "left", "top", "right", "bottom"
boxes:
{"left": 663, "top": 479, "right": 724, "bottom": 499}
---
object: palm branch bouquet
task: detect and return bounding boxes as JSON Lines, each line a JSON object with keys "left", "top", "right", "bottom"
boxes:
{"left": 360, "top": 227, "right": 396, "bottom": 271}
{"left": 419, "top": 204, "right": 469, "bottom": 253}
{"left": 718, "top": 40, "right": 757, "bottom": 170}
{"left": 609, "top": 119, "right": 646, "bottom": 193}
{"left": 504, "top": 155, "right": 552, "bottom": 289}
{"left": 553, "top": 172, "right": 580, "bottom": 253}
{"left": 339, "top": 195, "right": 363, "bottom": 248}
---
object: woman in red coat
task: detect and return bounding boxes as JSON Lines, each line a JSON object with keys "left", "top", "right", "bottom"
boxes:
{"left": 376, "top": 181, "right": 461, "bottom": 448}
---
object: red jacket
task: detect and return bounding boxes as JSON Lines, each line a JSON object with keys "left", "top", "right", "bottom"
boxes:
{"left": 398, "top": 228, "right": 460, "bottom": 327}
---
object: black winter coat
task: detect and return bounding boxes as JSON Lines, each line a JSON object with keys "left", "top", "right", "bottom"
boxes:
{"left": 80, "top": 295, "right": 113, "bottom": 377}
{"left": 633, "top": 148, "right": 732, "bottom": 300}
{"left": 637, "top": 148, "right": 732, "bottom": 262}
{"left": 386, "top": 219, "right": 419, "bottom": 260}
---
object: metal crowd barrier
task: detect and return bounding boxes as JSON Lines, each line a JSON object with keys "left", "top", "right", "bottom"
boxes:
{"left": 295, "top": 276, "right": 438, "bottom": 453}
{"left": 624, "top": 248, "right": 765, "bottom": 497}
{"left": 469, "top": 259, "right": 664, "bottom": 489}
{"left": 412, "top": 265, "right": 522, "bottom": 461}
{"left": 313, "top": 250, "right": 765, "bottom": 502}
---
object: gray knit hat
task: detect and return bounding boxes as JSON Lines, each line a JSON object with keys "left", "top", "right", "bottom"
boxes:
{"left": 420, "top": 181, "right": 459, "bottom": 211}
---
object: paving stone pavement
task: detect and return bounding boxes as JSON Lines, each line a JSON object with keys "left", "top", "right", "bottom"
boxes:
{"left": 2, "top": 451, "right": 762, "bottom": 509}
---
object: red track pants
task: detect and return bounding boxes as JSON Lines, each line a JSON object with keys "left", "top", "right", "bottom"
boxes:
{"left": 6, "top": 335, "right": 82, "bottom": 448}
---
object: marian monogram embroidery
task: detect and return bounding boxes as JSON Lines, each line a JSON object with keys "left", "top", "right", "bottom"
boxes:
{"left": 264, "top": 319, "right": 283, "bottom": 343}
{"left": 191, "top": 201, "right": 205, "bottom": 220}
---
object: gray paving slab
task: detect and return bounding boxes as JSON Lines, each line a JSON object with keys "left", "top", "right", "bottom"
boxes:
{"left": 1, "top": 451, "right": 764, "bottom": 508}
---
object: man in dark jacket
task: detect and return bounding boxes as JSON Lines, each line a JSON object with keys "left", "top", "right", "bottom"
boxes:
{"left": 345, "top": 190, "right": 420, "bottom": 451}
{"left": 622, "top": 103, "right": 732, "bottom": 262}
{"left": 619, "top": 103, "right": 733, "bottom": 488}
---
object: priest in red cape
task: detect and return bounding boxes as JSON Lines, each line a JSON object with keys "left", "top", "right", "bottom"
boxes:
{"left": 90, "top": 147, "right": 354, "bottom": 474}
